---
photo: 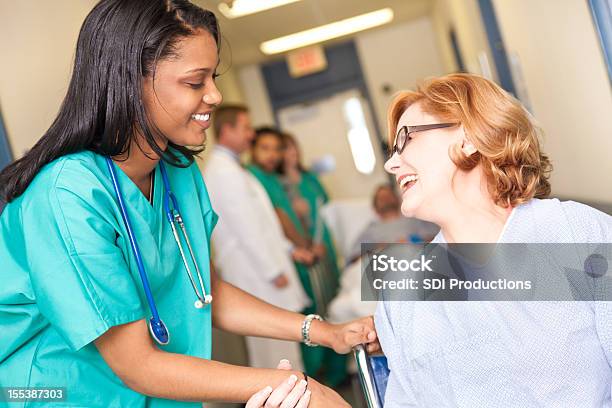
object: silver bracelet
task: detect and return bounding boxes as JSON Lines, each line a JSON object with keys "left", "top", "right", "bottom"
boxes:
{"left": 301, "top": 314, "right": 323, "bottom": 347}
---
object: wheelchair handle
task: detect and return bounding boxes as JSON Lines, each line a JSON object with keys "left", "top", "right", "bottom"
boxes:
{"left": 353, "top": 344, "right": 383, "bottom": 408}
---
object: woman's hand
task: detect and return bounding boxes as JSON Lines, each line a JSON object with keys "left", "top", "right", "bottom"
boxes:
{"left": 246, "top": 360, "right": 310, "bottom": 408}
{"left": 291, "top": 247, "right": 315, "bottom": 265}
{"left": 311, "top": 316, "right": 381, "bottom": 355}
{"left": 292, "top": 197, "right": 311, "bottom": 218}
{"left": 311, "top": 243, "right": 326, "bottom": 260}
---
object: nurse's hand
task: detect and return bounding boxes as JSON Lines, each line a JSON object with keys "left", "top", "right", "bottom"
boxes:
{"left": 312, "top": 316, "right": 381, "bottom": 355}
{"left": 246, "top": 360, "right": 310, "bottom": 408}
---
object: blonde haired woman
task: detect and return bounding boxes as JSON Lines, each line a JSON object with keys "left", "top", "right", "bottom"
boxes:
{"left": 376, "top": 73, "right": 612, "bottom": 406}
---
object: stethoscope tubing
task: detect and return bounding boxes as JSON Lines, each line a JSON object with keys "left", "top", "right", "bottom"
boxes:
{"left": 105, "top": 158, "right": 162, "bottom": 323}
{"left": 159, "top": 162, "right": 210, "bottom": 307}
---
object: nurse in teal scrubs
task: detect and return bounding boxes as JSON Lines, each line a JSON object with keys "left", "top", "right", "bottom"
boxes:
{"left": 0, "top": 1, "right": 379, "bottom": 407}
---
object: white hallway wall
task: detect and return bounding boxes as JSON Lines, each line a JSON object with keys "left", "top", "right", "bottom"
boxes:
{"left": 492, "top": 0, "right": 612, "bottom": 203}
{"left": 355, "top": 16, "right": 445, "bottom": 138}
{"left": 0, "top": 0, "right": 98, "bottom": 158}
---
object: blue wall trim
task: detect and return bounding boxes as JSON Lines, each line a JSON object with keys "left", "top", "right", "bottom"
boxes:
{"left": 477, "top": 0, "right": 517, "bottom": 95}
{"left": 589, "top": 0, "right": 612, "bottom": 85}
{"left": 0, "top": 109, "right": 12, "bottom": 211}
{"left": 449, "top": 28, "right": 466, "bottom": 72}
{"left": 0, "top": 110, "right": 12, "bottom": 172}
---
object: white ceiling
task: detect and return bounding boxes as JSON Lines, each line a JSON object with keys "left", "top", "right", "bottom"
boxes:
{"left": 193, "top": 0, "right": 434, "bottom": 67}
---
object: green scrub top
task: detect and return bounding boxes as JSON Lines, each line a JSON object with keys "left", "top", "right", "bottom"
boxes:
{"left": 0, "top": 150, "right": 217, "bottom": 407}
{"left": 297, "top": 171, "right": 339, "bottom": 280}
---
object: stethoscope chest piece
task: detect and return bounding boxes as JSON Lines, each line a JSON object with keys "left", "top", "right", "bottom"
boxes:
{"left": 149, "top": 318, "right": 170, "bottom": 346}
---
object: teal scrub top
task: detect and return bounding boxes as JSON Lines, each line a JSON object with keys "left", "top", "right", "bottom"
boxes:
{"left": 0, "top": 150, "right": 218, "bottom": 407}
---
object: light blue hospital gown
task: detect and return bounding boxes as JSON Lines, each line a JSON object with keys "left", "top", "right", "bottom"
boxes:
{"left": 375, "top": 198, "right": 612, "bottom": 407}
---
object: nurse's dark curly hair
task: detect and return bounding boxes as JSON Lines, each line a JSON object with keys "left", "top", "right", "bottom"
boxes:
{"left": 388, "top": 73, "right": 552, "bottom": 208}
{"left": 0, "top": 0, "right": 220, "bottom": 203}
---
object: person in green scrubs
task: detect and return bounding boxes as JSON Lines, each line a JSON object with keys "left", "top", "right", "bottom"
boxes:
{"left": 247, "top": 129, "right": 347, "bottom": 388}
{"left": 279, "top": 132, "right": 341, "bottom": 285}
{"left": 0, "top": 1, "right": 379, "bottom": 407}
{"left": 278, "top": 132, "right": 347, "bottom": 386}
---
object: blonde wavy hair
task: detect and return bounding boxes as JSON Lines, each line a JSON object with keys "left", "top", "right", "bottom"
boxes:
{"left": 388, "top": 73, "right": 552, "bottom": 208}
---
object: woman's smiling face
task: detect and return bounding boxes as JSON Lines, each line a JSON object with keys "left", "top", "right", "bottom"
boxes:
{"left": 142, "top": 29, "right": 222, "bottom": 148}
{"left": 384, "top": 102, "right": 463, "bottom": 221}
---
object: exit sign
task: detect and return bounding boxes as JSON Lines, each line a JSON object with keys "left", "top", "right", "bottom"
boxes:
{"left": 286, "top": 45, "right": 328, "bottom": 78}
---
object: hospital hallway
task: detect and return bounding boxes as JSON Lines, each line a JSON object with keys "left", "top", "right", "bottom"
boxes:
{"left": 1, "top": 0, "right": 611, "bottom": 407}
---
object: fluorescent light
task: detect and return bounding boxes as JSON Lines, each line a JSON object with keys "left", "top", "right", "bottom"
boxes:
{"left": 260, "top": 8, "right": 394, "bottom": 55}
{"left": 218, "top": 0, "right": 302, "bottom": 19}
{"left": 344, "top": 98, "right": 376, "bottom": 175}
{"left": 347, "top": 128, "right": 376, "bottom": 174}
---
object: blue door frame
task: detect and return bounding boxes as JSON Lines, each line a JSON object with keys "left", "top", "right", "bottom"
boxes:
{"left": 0, "top": 109, "right": 12, "bottom": 211}
{"left": 0, "top": 110, "right": 11, "bottom": 172}
{"left": 449, "top": 27, "right": 466, "bottom": 72}
{"left": 477, "top": 0, "right": 517, "bottom": 95}
{"left": 589, "top": 0, "right": 612, "bottom": 85}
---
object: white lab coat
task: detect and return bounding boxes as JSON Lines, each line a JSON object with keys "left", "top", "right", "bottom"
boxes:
{"left": 203, "top": 146, "right": 309, "bottom": 311}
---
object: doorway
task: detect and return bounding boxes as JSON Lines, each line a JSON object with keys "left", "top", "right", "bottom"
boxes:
{"left": 277, "top": 88, "right": 388, "bottom": 200}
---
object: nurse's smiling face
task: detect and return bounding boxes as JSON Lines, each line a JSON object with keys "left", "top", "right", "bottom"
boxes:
{"left": 142, "top": 29, "right": 222, "bottom": 149}
{"left": 384, "top": 102, "right": 469, "bottom": 222}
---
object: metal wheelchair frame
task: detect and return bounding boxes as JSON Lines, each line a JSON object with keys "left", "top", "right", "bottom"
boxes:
{"left": 353, "top": 345, "right": 389, "bottom": 408}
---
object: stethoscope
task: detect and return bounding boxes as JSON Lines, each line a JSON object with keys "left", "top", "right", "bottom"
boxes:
{"left": 105, "top": 157, "right": 212, "bottom": 346}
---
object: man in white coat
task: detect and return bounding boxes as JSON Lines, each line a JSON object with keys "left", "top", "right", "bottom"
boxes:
{"left": 203, "top": 105, "right": 310, "bottom": 370}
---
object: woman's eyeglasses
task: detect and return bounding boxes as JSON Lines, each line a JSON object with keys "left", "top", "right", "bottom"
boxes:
{"left": 392, "top": 123, "right": 458, "bottom": 155}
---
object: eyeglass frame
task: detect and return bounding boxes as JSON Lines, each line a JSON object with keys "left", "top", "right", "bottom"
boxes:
{"left": 392, "top": 123, "right": 458, "bottom": 155}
